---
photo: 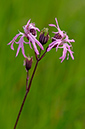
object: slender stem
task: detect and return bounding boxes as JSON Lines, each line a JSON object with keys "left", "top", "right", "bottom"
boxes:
{"left": 39, "top": 47, "right": 48, "bottom": 61}
{"left": 14, "top": 60, "right": 39, "bottom": 129}
{"left": 34, "top": 48, "right": 41, "bottom": 61}
{"left": 34, "top": 52, "right": 38, "bottom": 60}
{"left": 26, "top": 60, "right": 38, "bottom": 92}
{"left": 39, "top": 48, "right": 42, "bottom": 57}
{"left": 14, "top": 91, "right": 28, "bottom": 129}
{"left": 26, "top": 71, "right": 29, "bottom": 91}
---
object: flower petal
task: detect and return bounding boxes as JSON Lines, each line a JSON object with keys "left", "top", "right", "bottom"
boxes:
{"left": 31, "top": 35, "right": 44, "bottom": 50}
{"left": 28, "top": 40, "right": 32, "bottom": 49}
{"left": 16, "top": 44, "right": 21, "bottom": 57}
{"left": 59, "top": 48, "right": 67, "bottom": 63}
{"left": 7, "top": 41, "right": 12, "bottom": 45}
{"left": 65, "top": 35, "right": 75, "bottom": 44}
{"left": 47, "top": 42, "right": 58, "bottom": 52}
{"left": 32, "top": 41, "right": 39, "bottom": 55}
{"left": 59, "top": 43, "right": 68, "bottom": 63}
{"left": 21, "top": 44, "right": 27, "bottom": 58}
{"left": 48, "top": 41, "right": 56, "bottom": 47}
{"left": 8, "top": 34, "right": 20, "bottom": 45}
{"left": 10, "top": 42, "right": 14, "bottom": 50}
{"left": 35, "top": 27, "right": 40, "bottom": 32}
{"left": 8, "top": 33, "right": 20, "bottom": 51}
{"left": 28, "top": 33, "right": 44, "bottom": 50}
{"left": 55, "top": 18, "right": 59, "bottom": 28}
{"left": 27, "top": 19, "right": 31, "bottom": 26}
{"left": 15, "top": 36, "right": 26, "bottom": 57}
{"left": 68, "top": 49, "right": 74, "bottom": 60}
{"left": 49, "top": 24, "right": 56, "bottom": 27}
{"left": 27, "top": 34, "right": 39, "bottom": 54}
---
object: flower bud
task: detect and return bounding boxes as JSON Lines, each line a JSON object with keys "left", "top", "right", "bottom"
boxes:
{"left": 24, "top": 57, "right": 33, "bottom": 71}
{"left": 39, "top": 28, "right": 49, "bottom": 45}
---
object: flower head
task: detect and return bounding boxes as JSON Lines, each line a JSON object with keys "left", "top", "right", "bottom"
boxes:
{"left": 8, "top": 19, "right": 44, "bottom": 57}
{"left": 47, "top": 18, "right": 75, "bottom": 63}
{"left": 23, "top": 19, "right": 40, "bottom": 36}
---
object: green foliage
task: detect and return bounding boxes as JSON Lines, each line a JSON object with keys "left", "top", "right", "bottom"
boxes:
{"left": 0, "top": 0, "right": 85, "bottom": 129}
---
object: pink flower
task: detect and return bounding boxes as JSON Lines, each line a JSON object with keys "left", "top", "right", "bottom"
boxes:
{"left": 47, "top": 18, "right": 75, "bottom": 63}
{"left": 8, "top": 19, "right": 44, "bottom": 57}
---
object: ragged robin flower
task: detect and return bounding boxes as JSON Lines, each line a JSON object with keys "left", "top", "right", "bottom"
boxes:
{"left": 8, "top": 19, "right": 44, "bottom": 57}
{"left": 47, "top": 18, "right": 75, "bottom": 63}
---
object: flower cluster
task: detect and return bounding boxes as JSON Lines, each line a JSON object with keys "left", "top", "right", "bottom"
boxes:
{"left": 8, "top": 19, "right": 44, "bottom": 58}
{"left": 47, "top": 18, "right": 75, "bottom": 63}
{"left": 8, "top": 18, "right": 75, "bottom": 63}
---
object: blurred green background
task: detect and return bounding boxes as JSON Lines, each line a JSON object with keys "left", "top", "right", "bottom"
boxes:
{"left": 0, "top": 0, "right": 85, "bottom": 129}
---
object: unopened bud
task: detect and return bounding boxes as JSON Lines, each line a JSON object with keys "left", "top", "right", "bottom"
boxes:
{"left": 39, "top": 28, "right": 49, "bottom": 45}
{"left": 24, "top": 57, "right": 33, "bottom": 71}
